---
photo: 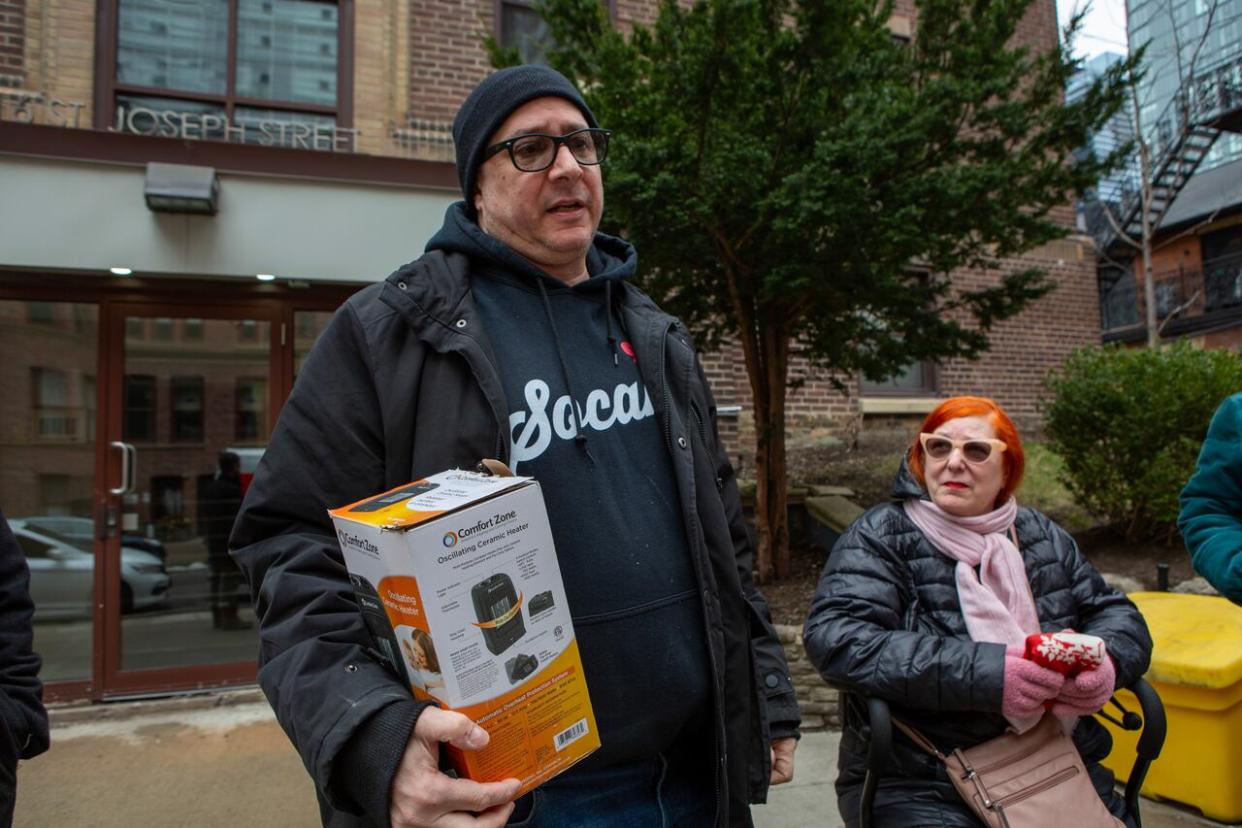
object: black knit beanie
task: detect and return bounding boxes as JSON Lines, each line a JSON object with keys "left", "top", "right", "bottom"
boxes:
{"left": 453, "top": 65, "right": 599, "bottom": 217}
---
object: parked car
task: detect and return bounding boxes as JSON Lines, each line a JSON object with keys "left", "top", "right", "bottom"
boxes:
{"left": 13, "top": 515, "right": 167, "bottom": 562}
{"left": 7, "top": 518, "right": 171, "bottom": 619}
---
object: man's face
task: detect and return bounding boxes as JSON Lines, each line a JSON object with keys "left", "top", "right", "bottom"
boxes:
{"left": 474, "top": 97, "right": 604, "bottom": 283}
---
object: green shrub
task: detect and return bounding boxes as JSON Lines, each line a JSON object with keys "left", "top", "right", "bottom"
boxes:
{"left": 1043, "top": 341, "right": 1242, "bottom": 541}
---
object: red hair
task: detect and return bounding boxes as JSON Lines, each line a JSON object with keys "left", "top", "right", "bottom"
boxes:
{"left": 908, "top": 396, "right": 1025, "bottom": 505}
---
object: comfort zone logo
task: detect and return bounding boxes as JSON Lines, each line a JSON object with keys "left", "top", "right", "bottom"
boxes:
{"left": 442, "top": 530, "right": 459, "bottom": 548}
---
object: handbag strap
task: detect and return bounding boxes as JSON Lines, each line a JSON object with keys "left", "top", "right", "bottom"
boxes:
{"left": 889, "top": 716, "right": 947, "bottom": 760}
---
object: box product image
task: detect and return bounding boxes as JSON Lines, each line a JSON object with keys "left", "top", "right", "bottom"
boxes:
{"left": 328, "top": 468, "right": 599, "bottom": 794}
{"left": 472, "top": 573, "right": 526, "bottom": 655}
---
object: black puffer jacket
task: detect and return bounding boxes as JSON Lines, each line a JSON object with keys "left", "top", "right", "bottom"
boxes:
{"left": 803, "top": 468, "right": 1152, "bottom": 823}
{"left": 231, "top": 244, "right": 799, "bottom": 827}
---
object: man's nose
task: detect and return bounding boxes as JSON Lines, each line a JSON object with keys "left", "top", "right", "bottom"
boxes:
{"left": 547, "top": 142, "right": 583, "bottom": 178}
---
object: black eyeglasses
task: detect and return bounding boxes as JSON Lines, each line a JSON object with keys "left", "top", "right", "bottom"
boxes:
{"left": 482, "top": 128, "right": 612, "bottom": 172}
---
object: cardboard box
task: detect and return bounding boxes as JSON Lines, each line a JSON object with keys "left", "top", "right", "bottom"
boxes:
{"left": 329, "top": 469, "right": 599, "bottom": 793}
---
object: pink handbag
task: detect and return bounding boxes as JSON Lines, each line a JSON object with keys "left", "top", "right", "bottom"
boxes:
{"left": 893, "top": 714, "right": 1123, "bottom": 828}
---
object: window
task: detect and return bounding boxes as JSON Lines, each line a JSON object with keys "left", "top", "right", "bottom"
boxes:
{"left": 235, "top": 378, "right": 268, "bottom": 440}
{"left": 124, "top": 375, "right": 157, "bottom": 441}
{"left": 184, "top": 318, "right": 204, "bottom": 340}
{"left": 31, "top": 368, "right": 79, "bottom": 440}
{"left": 237, "top": 319, "right": 259, "bottom": 343}
{"left": 27, "top": 302, "right": 55, "bottom": 324}
{"left": 14, "top": 533, "right": 54, "bottom": 559}
{"left": 859, "top": 361, "right": 937, "bottom": 396}
{"left": 497, "top": 0, "right": 610, "bottom": 66}
{"left": 108, "top": 0, "right": 346, "bottom": 147}
{"left": 153, "top": 317, "right": 174, "bottom": 341}
{"left": 499, "top": 0, "right": 553, "bottom": 65}
{"left": 170, "top": 376, "right": 204, "bottom": 441}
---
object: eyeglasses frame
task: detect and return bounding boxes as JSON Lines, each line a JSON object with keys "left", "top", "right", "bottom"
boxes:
{"left": 482, "top": 127, "right": 613, "bottom": 173}
{"left": 919, "top": 432, "right": 1008, "bottom": 464}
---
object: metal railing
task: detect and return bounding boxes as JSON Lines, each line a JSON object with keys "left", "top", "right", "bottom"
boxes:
{"left": 1100, "top": 252, "right": 1242, "bottom": 333}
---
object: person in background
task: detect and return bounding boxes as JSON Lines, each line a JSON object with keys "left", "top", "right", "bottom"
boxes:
{"left": 1179, "top": 391, "right": 1242, "bottom": 604}
{"left": 230, "top": 64, "right": 798, "bottom": 828}
{"left": 0, "top": 509, "right": 50, "bottom": 828}
{"left": 199, "top": 451, "right": 249, "bottom": 631}
{"left": 803, "top": 396, "right": 1151, "bottom": 827}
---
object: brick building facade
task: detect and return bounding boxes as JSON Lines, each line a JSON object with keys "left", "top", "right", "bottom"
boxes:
{"left": 0, "top": 0, "right": 1098, "bottom": 698}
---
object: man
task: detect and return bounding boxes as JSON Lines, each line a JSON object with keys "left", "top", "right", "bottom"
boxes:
{"left": 0, "top": 509, "right": 50, "bottom": 827}
{"left": 231, "top": 65, "right": 799, "bottom": 828}
{"left": 198, "top": 451, "right": 249, "bottom": 630}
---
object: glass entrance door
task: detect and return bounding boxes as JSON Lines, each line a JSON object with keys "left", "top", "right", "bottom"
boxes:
{"left": 101, "top": 304, "right": 277, "bottom": 693}
{"left": 0, "top": 299, "right": 100, "bottom": 693}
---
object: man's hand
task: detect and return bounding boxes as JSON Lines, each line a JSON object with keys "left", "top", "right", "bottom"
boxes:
{"left": 769, "top": 737, "right": 797, "bottom": 785}
{"left": 389, "top": 707, "right": 522, "bottom": 827}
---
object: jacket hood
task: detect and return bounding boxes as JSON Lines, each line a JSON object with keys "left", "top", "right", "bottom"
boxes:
{"left": 425, "top": 201, "right": 637, "bottom": 291}
{"left": 889, "top": 456, "right": 927, "bottom": 500}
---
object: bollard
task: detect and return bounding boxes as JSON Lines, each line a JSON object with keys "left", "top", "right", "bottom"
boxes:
{"left": 1157, "top": 563, "right": 1170, "bottom": 592}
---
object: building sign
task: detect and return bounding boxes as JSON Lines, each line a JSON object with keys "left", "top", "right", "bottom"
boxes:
{"left": 1, "top": 91, "right": 360, "bottom": 153}
{"left": 1, "top": 91, "right": 87, "bottom": 128}
{"left": 112, "top": 105, "right": 360, "bottom": 153}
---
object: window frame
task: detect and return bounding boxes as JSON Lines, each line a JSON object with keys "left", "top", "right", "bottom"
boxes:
{"left": 93, "top": 0, "right": 355, "bottom": 133}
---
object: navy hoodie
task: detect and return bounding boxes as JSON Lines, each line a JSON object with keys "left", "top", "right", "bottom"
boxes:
{"left": 427, "top": 204, "right": 712, "bottom": 771}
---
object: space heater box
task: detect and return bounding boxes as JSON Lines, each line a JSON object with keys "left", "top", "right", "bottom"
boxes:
{"left": 329, "top": 466, "right": 598, "bottom": 796}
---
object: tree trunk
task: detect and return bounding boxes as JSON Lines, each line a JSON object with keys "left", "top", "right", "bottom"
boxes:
{"left": 749, "top": 322, "right": 791, "bottom": 584}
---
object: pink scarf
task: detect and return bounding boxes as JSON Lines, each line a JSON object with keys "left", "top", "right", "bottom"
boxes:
{"left": 902, "top": 497, "right": 1039, "bottom": 649}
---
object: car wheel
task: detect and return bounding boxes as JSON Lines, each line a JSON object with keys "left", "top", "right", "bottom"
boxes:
{"left": 121, "top": 582, "right": 134, "bottom": 613}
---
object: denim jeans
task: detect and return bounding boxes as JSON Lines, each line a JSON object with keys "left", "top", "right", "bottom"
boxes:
{"left": 506, "top": 753, "right": 716, "bottom": 828}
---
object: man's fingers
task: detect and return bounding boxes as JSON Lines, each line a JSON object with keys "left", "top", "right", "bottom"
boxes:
{"left": 414, "top": 706, "right": 490, "bottom": 750}
{"left": 769, "top": 737, "right": 797, "bottom": 785}
{"left": 472, "top": 800, "right": 518, "bottom": 828}
{"left": 431, "top": 775, "right": 523, "bottom": 814}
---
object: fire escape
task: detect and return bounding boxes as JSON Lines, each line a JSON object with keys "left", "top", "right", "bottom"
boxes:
{"left": 1086, "top": 54, "right": 1242, "bottom": 335}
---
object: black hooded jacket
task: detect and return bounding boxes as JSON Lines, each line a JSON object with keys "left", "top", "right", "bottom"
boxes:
{"left": 802, "top": 466, "right": 1152, "bottom": 823}
{"left": 230, "top": 206, "right": 800, "bottom": 827}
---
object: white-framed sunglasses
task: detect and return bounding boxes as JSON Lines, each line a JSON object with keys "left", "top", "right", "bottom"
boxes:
{"left": 919, "top": 432, "right": 1008, "bottom": 464}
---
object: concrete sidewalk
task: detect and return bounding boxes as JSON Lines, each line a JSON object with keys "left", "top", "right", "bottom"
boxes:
{"left": 14, "top": 691, "right": 1227, "bottom": 827}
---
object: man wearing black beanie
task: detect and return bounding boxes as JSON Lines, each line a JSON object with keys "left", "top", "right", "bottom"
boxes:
{"left": 231, "top": 64, "right": 800, "bottom": 828}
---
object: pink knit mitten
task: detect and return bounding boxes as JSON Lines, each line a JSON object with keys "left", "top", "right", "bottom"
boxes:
{"left": 1002, "top": 646, "right": 1065, "bottom": 720}
{"left": 1050, "top": 654, "right": 1117, "bottom": 717}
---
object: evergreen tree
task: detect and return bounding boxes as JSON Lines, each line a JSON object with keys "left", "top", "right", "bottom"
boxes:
{"left": 496, "top": 0, "right": 1135, "bottom": 581}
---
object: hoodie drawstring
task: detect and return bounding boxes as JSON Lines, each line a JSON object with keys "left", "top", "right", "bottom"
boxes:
{"left": 605, "top": 280, "right": 618, "bottom": 367}
{"left": 538, "top": 279, "right": 595, "bottom": 464}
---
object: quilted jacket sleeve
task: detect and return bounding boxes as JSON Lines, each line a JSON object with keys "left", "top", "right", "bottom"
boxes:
{"left": 229, "top": 299, "right": 428, "bottom": 821}
{"left": 1048, "top": 516, "right": 1153, "bottom": 689}
{"left": 803, "top": 511, "right": 1005, "bottom": 713}
{"left": 1179, "top": 394, "right": 1242, "bottom": 604}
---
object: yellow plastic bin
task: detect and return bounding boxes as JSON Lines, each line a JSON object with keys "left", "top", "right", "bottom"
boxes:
{"left": 1101, "top": 592, "right": 1242, "bottom": 822}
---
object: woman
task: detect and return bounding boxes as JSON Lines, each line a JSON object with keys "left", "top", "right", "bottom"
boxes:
{"left": 399, "top": 627, "right": 445, "bottom": 693}
{"left": 803, "top": 396, "right": 1152, "bottom": 827}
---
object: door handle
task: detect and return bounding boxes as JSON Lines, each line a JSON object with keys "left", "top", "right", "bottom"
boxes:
{"left": 109, "top": 441, "right": 135, "bottom": 495}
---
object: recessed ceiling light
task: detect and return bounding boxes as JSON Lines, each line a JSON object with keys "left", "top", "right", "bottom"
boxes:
{"left": 110, "top": 267, "right": 133, "bottom": 276}
{"left": 256, "top": 273, "right": 276, "bottom": 282}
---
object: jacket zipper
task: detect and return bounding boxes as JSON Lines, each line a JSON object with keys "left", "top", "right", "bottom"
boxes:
{"left": 659, "top": 321, "right": 723, "bottom": 828}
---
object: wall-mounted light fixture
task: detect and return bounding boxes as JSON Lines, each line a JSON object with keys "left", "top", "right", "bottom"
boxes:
{"left": 110, "top": 266, "right": 133, "bottom": 276}
{"left": 144, "top": 162, "right": 219, "bottom": 215}
{"left": 256, "top": 273, "right": 276, "bottom": 282}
